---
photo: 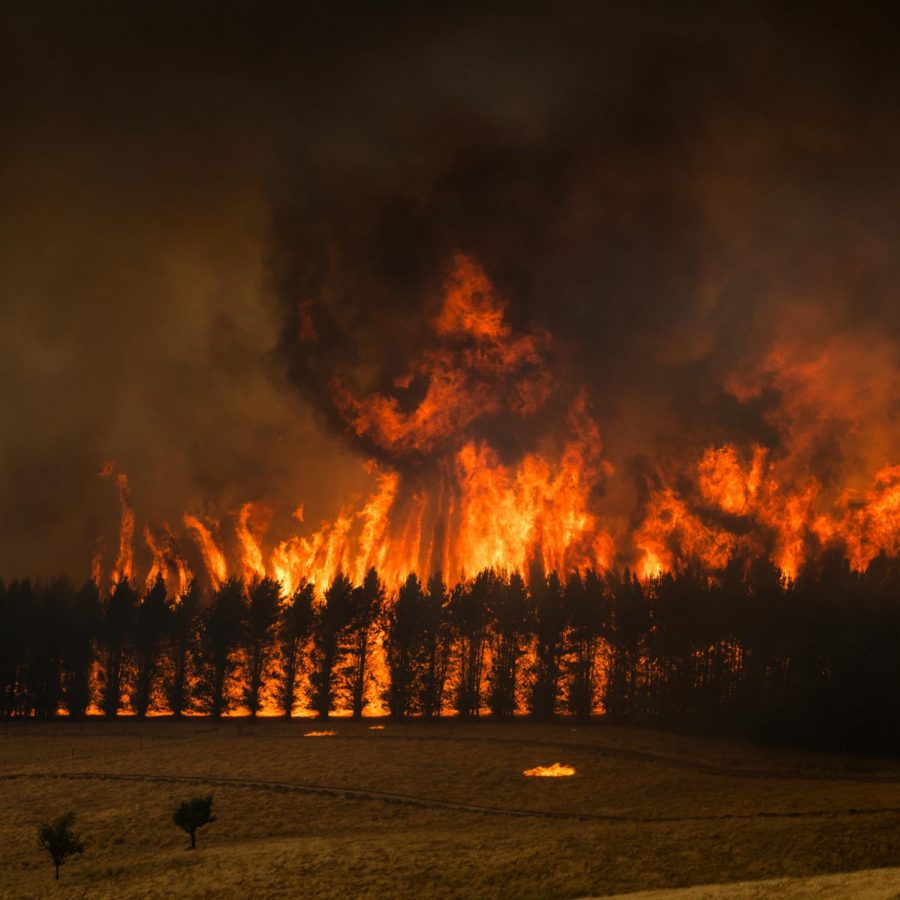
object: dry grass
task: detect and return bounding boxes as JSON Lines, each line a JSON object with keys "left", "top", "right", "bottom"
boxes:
{"left": 2, "top": 719, "right": 900, "bottom": 898}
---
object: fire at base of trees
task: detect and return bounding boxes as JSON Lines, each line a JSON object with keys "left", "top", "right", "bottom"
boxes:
{"left": 2, "top": 552, "right": 899, "bottom": 753}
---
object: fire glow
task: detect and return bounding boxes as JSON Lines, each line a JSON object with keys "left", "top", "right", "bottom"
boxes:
{"left": 523, "top": 763, "right": 576, "bottom": 777}
{"left": 95, "top": 255, "right": 899, "bottom": 594}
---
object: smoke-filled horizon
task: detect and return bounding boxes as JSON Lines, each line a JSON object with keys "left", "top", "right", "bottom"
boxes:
{"left": 2, "top": 3, "right": 898, "bottom": 582}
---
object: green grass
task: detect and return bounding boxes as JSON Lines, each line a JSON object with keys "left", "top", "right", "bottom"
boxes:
{"left": 2, "top": 719, "right": 900, "bottom": 898}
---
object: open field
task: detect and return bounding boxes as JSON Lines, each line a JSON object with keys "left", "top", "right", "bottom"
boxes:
{"left": 3, "top": 719, "right": 900, "bottom": 898}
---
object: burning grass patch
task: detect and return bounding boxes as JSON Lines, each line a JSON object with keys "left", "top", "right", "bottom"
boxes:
{"left": 523, "top": 763, "right": 576, "bottom": 777}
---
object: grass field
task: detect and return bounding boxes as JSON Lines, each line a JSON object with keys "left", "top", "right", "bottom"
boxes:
{"left": 3, "top": 718, "right": 900, "bottom": 898}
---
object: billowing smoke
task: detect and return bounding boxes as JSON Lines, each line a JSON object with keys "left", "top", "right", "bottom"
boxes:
{"left": 2, "top": 4, "right": 898, "bottom": 581}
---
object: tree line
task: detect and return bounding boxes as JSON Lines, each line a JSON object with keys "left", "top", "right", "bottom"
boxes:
{"left": 2, "top": 550, "right": 899, "bottom": 752}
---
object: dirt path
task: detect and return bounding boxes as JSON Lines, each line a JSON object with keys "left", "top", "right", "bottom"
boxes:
{"left": 4, "top": 770, "right": 900, "bottom": 825}
{"left": 598, "top": 865, "right": 900, "bottom": 898}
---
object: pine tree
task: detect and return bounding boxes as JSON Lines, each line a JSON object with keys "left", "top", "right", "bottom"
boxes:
{"left": 243, "top": 577, "right": 282, "bottom": 716}
{"left": 275, "top": 581, "right": 315, "bottom": 717}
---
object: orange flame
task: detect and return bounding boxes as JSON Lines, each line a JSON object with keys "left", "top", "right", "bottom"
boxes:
{"left": 92, "top": 257, "right": 899, "bottom": 595}
{"left": 183, "top": 514, "right": 227, "bottom": 590}
{"left": 523, "top": 763, "right": 575, "bottom": 777}
{"left": 236, "top": 502, "right": 270, "bottom": 584}
{"left": 100, "top": 464, "right": 134, "bottom": 583}
{"left": 331, "top": 253, "right": 552, "bottom": 459}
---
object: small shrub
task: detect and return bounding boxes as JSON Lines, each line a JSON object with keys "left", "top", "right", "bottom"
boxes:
{"left": 173, "top": 795, "right": 216, "bottom": 849}
{"left": 37, "top": 812, "right": 84, "bottom": 880}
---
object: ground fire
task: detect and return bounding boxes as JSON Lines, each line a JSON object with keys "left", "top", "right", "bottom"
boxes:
{"left": 523, "top": 763, "right": 576, "bottom": 777}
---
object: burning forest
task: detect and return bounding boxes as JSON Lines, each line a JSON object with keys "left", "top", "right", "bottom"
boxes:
{"left": 2, "top": 5, "right": 900, "bottom": 755}
{"left": 85, "top": 253, "right": 900, "bottom": 595}
{"left": 2, "top": 252, "right": 899, "bottom": 750}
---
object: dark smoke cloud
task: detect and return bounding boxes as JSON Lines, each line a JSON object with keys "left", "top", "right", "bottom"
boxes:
{"left": 2, "top": 2, "right": 898, "bottom": 577}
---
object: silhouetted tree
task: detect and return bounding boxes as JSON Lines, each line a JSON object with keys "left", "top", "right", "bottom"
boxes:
{"left": 346, "top": 568, "right": 384, "bottom": 719}
{"left": 132, "top": 574, "right": 170, "bottom": 717}
{"left": 419, "top": 573, "right": 452, "bottom": 718}
{"left": 486, "top": 572, "right": 529, "bottom": 718}
{"left": 165, "top": 580, "right": 201, "bottom": 718}
{"left": 604, "top": 569, "right": 649, "bottom": 720}
{"left": 99, "top": 578, "right": 138, "bottom": 717}
{"left": 650, "top": 567, "right": 709, "bottom": 724}
{"left": 27, "top": 579, "right": 69, "bottom": 717}
{"left": 452, "top": 571, "right": 494, "bottom": 718}
{"left": 528, "top": 572, "right": 566, "bottom": 720}
{"left": 61, "top": 580, "right": 101, "bottom": 718}
{"left": 383, "top": 573, "right": 424, "bottom": 720}
{"left": 309, "top": 572, "right": 354, "bottom": 718}
{"left": 275, "top": 581, "right": 315, "bottom": 717}
{"left": 195, "top": 578, "right": 246, "bottom": 718}
{"left": 173, "top": 795, "right": 216, "bottom": 849}
{"left": 0, "top": 580, "right": 33, "bottom": 716}
{"left": 243, "top": 577, "right": 282, "bottom": 716}
{"left": 564, "top": 570, "right": 609, "bottom": 721}
{"left": 38, "top": 812, "right": 84, "bottom": 880}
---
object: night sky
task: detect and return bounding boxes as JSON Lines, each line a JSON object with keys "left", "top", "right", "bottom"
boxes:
{"left": 2, "top": 2, "right": 898, "bottom": 577}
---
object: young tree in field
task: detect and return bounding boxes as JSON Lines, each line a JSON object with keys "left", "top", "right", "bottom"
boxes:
{"left": 165, "top": 580, "right": 201, "bottom": 718}
{"left": 132, "top": 573, "right": 170, "bottom": 718}
{"left": 173, "top": 795, "right": 216, "bottom": 849}
{"left": 38, "top": 812, "right": 84, "bottom": 880}
{"left": 528, "top": 572, "right": 566, "bottom": 720}
{"left": 99, "top": 578, "right": 138, "bottom": 718}
{"left": 452, "top": 570, "right": 494, "bottom": 719}
{"left": 419, "top": 573, "right": 452, "bottom": 718}
{"left": 242, "top": 577, "right": 282, "bottom": 716}
{"left": 61, "top": 580, "right": 101, "bottom": 719}
{"left": 346, "top": 567, "right": 385, "bottom": 719}
{"left": 486, "top": 572, "right": 529, "bottom": 719}
{"left": 564, "top": 570, "right": 609, "bottom": 721}
{"left": 383, "top": 573, "right": 424, "bottom": 720}
{"left": 195, "top": 578, "right": 246, "bottom": 719}
{"left": 309, "top": 573, "right": 354, "bottom": 718}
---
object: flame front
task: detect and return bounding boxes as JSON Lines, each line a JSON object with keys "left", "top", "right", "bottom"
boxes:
{"left": 92, "top": 255, "right": 899, "bottom": 594}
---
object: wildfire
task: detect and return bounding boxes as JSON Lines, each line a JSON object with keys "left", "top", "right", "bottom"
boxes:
{"left": 304, "top": 730, "right": 337, "bottom": 737}
{"left": 523, "top": 763, "right": 575, "bottom": 777}
{"left": 91, "top": 255, "right": 898, "bottom": 595}
{"left": 100, "top": 463, "right": 134, "bottom": 583}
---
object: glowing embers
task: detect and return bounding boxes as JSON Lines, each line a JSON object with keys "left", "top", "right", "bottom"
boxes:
{"left": 303, "top": 730, "right": 337, "bottom": 737}
{"left": 523, "top": 762, "right": 575, "bottom": 777}
{"left": 368, "top": 725, "right": 385, "bottom": 730}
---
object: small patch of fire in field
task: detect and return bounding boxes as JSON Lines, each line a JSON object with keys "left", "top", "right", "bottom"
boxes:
{"left": 523, "top": 763, "right": 576, "bottom": 777}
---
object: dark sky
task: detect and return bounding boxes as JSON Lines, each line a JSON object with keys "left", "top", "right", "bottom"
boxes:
{"left": 2, "top": 2, "right": 899, "bottom": 577}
